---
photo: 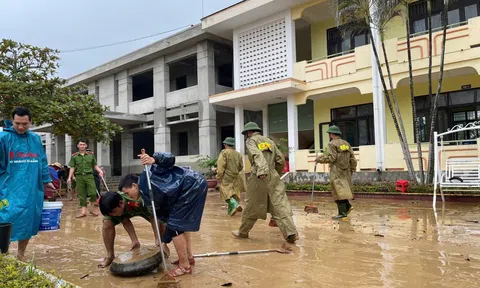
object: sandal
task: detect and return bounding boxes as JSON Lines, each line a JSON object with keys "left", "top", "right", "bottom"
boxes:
{"left": 171, "top": 257, "right": 195, "bottom": 265}
{"left": 167, "top": 265, "right": 192, "bottom": 277}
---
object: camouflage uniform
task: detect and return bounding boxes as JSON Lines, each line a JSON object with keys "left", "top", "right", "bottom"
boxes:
{"left": 233, "top": 122, "right": 298, "bottom": 243}
{"left": 317, "top": 126, "right": 357, "bottom": 220}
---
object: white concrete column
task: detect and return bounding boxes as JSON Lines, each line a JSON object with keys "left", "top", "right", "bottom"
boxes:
{"left": 153, "top": 56, "right": 171, "bottom": 153}
{"left": 97, "top": 142, "right": 111, "bottom": 176}
{"left": 287, "top": 95, "right": 298, "bottom": 172}
{"left": 370, "top": 0, "right": 386, "bottom": 171}
{"left": 117, "top": 71, "right": 132, "bottom": 114}
{"left": 65, "top": 135, "right": 73, "bottom": 165}
{"left": 262, "top": 107, "right": 269, "bottom": 137}
{"left": 121, "top": 133, "right": 133, "bottom": 174}
{"left": 54, "top": 135, "right": 66, "bottom": 165}
{"left": 45, "top": 133, "right": 53, "bottom": 164}
{"left": 197, "top": 41, "right": 217, "bottom": 157}
{"left": 235, "top": 105, "right": 245, "bottom": 158}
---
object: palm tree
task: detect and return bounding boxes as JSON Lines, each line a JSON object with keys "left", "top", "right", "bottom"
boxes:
{"left": 332, "top": 0, "right": 417, "bottom": 182}
{"left": 400, "top": 0, "right": 425, "bottom": 184}
{"left": 426, "top": 0, "right": 452, "bottom": 183}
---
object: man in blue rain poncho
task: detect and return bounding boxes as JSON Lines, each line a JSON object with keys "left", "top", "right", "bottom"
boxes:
{"left": 116, "top": 151, "right": 207, "bottom": 278}
{"left": 0, "top": 107, "right": 55, "bottom": 260}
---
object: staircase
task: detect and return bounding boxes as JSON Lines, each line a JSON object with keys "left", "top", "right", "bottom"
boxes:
{"left": 101, "top": 176, "right": 122, "bottom": 192}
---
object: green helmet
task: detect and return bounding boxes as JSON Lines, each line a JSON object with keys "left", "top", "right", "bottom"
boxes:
{"left": 242, "top": 122, "right": 262, "bottom": 135}
{"left": 223, "top": 137, "right": 235, "bottom": 146}
{"left": 326, "top": 125, "right": 342, "bottom": 136}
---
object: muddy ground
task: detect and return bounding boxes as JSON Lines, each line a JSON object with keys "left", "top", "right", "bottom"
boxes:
{"left": 11, "top": 194, "right": 480, "bottom": 288}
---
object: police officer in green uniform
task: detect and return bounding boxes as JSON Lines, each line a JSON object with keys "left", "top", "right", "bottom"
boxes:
{"left": 67, "top": 139, "right": 104, "bottom": 218}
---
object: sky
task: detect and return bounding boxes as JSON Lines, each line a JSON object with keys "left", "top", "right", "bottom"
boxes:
{"left": 0, "top": 0, "right": 239, "bottom": 79}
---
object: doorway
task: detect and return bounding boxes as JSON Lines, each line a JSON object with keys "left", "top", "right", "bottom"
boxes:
{"left": 221, "top": 125, "right": 234, "bottom": 150}
{"left": 111, "top": 137, "right": 122, "bottom": 176}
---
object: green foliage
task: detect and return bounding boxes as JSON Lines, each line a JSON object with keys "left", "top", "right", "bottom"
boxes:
{"left": 275, "top": 138, "right": 289, "bottom": 156}
{"left": 0, "top": 254, "right": 75, "bottom": 288}
{"left": 193, "top": 155, "right": 218, "bottom": 179}
{"left": 0, "top": 39, "right": 122, "bottom": 143}
{"left": 286, "top": 182, "right": 435, "bottom": 193}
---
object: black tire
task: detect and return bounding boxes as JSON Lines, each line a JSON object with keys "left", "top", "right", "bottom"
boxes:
{"left": 110, "top": 250, "right": 163, "bottom": 277}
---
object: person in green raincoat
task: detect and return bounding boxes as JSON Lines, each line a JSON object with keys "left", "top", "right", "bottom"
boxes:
{"left": 232, "top": 122, "right": 298, "bottom": 244}
{"left": 216, "top": 137, "right": 245, "bottom": 216}
{"left": 316, "top": 125, "right": 357, "bottom": 221}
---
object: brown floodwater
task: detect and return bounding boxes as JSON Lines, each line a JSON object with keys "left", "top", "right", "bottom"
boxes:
{"left": 11, "top": 194, "right": 480, "bottom": 288}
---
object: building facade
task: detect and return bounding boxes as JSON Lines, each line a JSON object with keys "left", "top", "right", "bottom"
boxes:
{"left": 35, "top": 25, "right": 234, "bottom": 175}
{"left": 202, "top": 0, "right": 480, "bottom": 173}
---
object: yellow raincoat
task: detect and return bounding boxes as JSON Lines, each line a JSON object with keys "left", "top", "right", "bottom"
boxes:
{"left": 317, "top": 138, "right": 357, "bottom": 201}
{"left": 216, "top": 148, "right": 245, "bottom": 201}
{"left": 239, "top": 132, "right": 297, "bottom": 239}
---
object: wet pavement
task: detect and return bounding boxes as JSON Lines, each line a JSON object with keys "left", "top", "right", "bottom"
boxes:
{"left": 12, "top": 194, "right": 480, "bottom": 288}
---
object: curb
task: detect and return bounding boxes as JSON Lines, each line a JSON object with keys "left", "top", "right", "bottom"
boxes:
{"left": 286, "top": 190, "right": 480, "bottom": 202}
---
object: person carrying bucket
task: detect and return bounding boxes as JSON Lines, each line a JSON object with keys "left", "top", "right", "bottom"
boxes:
{"left": 67, "top": 139, "right": 104, "bottom": 218}
{"left": 98, "top": 190, "right": 170, "bottom": 268}
{"left": 232, "top": 122, "right": 299, "bottom": 246}
{"left": 0, "top": 107, "right": 56, "bottom": 260}
{"left": 316, "top": 125, "right": 357, "bottom": 221}
{"left": 216, "top": 137, "right": 245, "bottom": 216}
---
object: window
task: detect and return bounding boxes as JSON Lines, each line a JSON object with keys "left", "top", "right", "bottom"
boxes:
{"left": 95, "top": 86, "right": 100, "bottom": 101}
{"left": 327, "top": 26, "right": 369, "bottom": 56}
{"left": 178, "top": 132, "right": 188, "bottom": 156}
{"left": 327, "top": 104, "right": 375, "bottom": 148}
{"left": 132, "top": 131, "right": 154, "bottom": 159}
{"left": 169, "top": 55, "right": 198, "bottom": 92}
{"left": 415, "top": 88, "right": 480, "bottom": 143}
{"left": 114, "top": 80, "right": 119, "bottom": 107}
{"left": 132, "top": 70, "right": 154, "bottom": 102}
{"left": 176, "top": 76, "right": 187, "bottom": 90}
{"left": 409, "top": 0, "right": 480, "bottom": 34}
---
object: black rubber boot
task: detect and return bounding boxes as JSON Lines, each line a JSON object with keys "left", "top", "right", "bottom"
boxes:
{"left": 332, "top": 201, "right": 348, "bottom": 221}
{"left": 346, "top": 200, "right": 353, "bottom": 215}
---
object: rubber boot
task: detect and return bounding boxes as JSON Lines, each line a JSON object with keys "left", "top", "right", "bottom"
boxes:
{"left": 332, "top": 201, "right": 348, "bottom": 221}
{"left": 227, "top": 198, "right": 240, "bottom": 216}
{"left": 346, "top": 200, "right": 353, "bottom": 215}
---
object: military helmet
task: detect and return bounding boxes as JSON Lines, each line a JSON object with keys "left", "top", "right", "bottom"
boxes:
{"left": 326, "top": 125, "right": 342, "bottom": 136}
{"left": 223, "top": 137, "right": 235, "bottom": 146}
{"left": 242, "top": 122, "right": 262, "bottom": 135}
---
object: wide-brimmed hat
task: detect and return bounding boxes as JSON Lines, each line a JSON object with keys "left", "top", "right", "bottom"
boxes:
{"left": 326, "top": 125, "right": 342, "bottom": 136}
{"left": 223, "top": 137, "right": 235, "bottom": 146}
{"left": 242, "top": 122, "right": 262, "bottom": 135}
{"left": 51, "top": 162, "right": 62, "bottom": 169}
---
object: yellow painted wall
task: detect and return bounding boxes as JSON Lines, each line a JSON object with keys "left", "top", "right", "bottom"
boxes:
{"left": 311, "top": 18, "right": 335, "bottom": 60}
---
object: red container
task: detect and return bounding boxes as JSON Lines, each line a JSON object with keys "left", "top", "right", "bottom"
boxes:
{"left": 396, "top": 180, "right": 409, "bottom": 194}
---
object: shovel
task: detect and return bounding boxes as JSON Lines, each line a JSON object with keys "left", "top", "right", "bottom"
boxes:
{"left": 141, "top": 149, "right": 180, "bottom": 288}
{"left": 304, "top": 151, "right": 319, "bottom": 214}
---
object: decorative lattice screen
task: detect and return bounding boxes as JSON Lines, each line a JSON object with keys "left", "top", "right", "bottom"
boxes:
{"left": 238, "top": 18, "right": 288, "bottom": 88}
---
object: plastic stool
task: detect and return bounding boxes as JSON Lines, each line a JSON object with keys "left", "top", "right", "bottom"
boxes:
{"left": 396, "top": 180, "right": 409, "bottom": 194}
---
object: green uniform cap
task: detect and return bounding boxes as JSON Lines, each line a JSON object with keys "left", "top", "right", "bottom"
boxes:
{"left": 326, "top": 125, "right": 342, "bottom": 136}
{"left": 223, "top": 137, "right": 235, "bottom": 146}
{"left": 242, "top": 122, "right": 262, "bottom": 135}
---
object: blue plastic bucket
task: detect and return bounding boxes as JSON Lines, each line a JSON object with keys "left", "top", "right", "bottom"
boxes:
{"left": 40, "top": 201, "right": 63, "bottom": 231}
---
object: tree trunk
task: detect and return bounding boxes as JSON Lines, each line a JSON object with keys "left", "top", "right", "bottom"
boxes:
{"left": 369, "top": 34, "right": 416, "bottom": 182}
{"left": 427, "top": 0, "right": 433, "bottom": 107}
{"left": 427, "top": 0, "right": 449, "bottom": 183}
{"left": 406, "top": 9, "right": 425, "bottom": 185}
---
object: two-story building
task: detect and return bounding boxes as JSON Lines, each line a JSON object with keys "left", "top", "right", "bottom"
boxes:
{"left": 202, "top": 0, "right": 480, "bottom": 173}
{"left": 35, "top": 25, "right": 235, "bottom": 175}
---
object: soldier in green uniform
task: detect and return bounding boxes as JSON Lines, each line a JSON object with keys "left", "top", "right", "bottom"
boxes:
{"left": 97, "top": 190, "right": 169, "bottom": 268}
{"left": 216, "top": 137, "right": 245, "bottom": 216}
{"left": 67, "top": 139, "right": 104, "bottom": 218}
{"left": 232, "top": 122, "right": 298, "bottom": 245}
{"left": 316, "top": 125, "right": 357, "bottom": 221}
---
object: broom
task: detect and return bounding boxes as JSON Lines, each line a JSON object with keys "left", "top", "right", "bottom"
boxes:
{"left": 304, "top": 151, "right": 319, "bottom": 214}
{"left": 141, "top": 149, "right": 180, "bottom": 288}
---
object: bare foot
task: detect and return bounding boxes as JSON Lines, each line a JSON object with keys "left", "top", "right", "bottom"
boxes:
{"left": 17, "top": 253, "right": 27, "bottom": 262}
{"left": 75, "top": 214, "right": 87, "bottom": 219}
{"left": 130, "top": 241, "right": 140, "bottom": 250}
{"left": 98, "top": 256, "right": 115, "bottom": 268}
{"left": 89, "top": 210, "right": 99, "bottom": 216}
{"left": 162, "top": 244, "right": 170, "bottom": 258}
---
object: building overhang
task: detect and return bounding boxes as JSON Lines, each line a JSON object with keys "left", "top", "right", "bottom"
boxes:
{"left": 29, "top": 112, "right": 148, "bottom": 133}
{"left": 209, "top": 78, "right": 306, "bottom": 110}
{"left": 201, "top": 0, "right": 310, "bottom": 39}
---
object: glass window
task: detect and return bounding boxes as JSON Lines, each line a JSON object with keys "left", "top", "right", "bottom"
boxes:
{"left": 358, "top": 119, "right": 369, "bottom": 146}
{"left": 354, "top": 34, "right": 366, "bottom": 47}
{"left": 448, "top": 9, "right": 461, "bottom": 25}
{"left": 332, "top": 106, "right": 356, "bottom": 120}
{"left": 431, "top": 13, "right": 442, "bottom": 30}
{"left": 449, "top": 90, "right": 475, "bottom": 105}
{"left": 465, "top": 4, "right": 479, "bottom": 21}
{"left": 357, "top": 104, "right": 373, "bottom": 117}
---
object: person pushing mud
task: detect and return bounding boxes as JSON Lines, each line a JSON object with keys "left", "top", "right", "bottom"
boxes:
{"left": 316, "top": 125, "right": 357, "bottom": 221}
{"left": 232, "top": 122, "right": 298, "bottom": 246}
